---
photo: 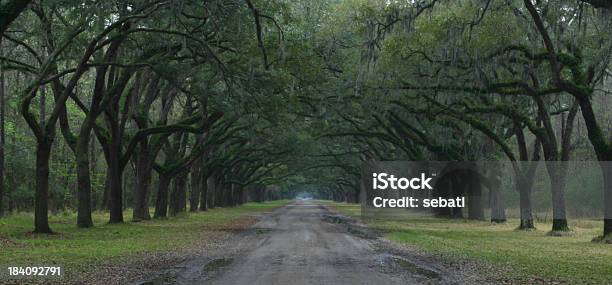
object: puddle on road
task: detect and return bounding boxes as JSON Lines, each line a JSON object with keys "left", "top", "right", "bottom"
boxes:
{"left": 375, "top": 253, "right": 441, "bottom": 280}
{"left": 322, "top": 214, "right": 380, "bottom": 239}
{"left": 254, "top": 227, "right": 274, "bottom": 234}
{"left": 204, "top": 258, "right": 233, "bottom": 272}
{"left": 321, "top": 214, "right": 352, "bottom": 224}
{"left": 392, "top": 257, "right": 440, "bottom": 279}
{"left": 136, "top": 258, "right": 233, "bottom": 284}
{"left": 347, "top": 225, "right": 379, "bottom": 239}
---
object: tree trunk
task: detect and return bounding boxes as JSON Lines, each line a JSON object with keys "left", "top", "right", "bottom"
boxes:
{"left": 513, "top": 124, "right": 538, "bottom": 230}
{"left": 133, "top": 140, "right": 152, "bottom": 221}
{"left": 199, "top": 174, "right": 208, "bottom": 211}
{"left": 0, "top": 62, "right": 5, "bottom": 217}
{"left": 517, "top": 175, "right": 535, "bottom": 230}
{"left": 189, "top": 161, "right": 201, "bottom": 212}
{"left": 573, "top": 95, "right": 612, "bottom": 237}
{"left": 258, "top": 186, "right": 266, "bottom": 203}
{"left": 107, "top": 141, "right": 123, "bottom": 223}
{"left": 207, "top": 176, "right": 216, "bottom": 208}
{"left": 75, "top": 128, "right": 93, "bottom": 228}
{"left": 177, "top": 173, "right": 187, "bottom": 212}
{"left": 169, "top": 172, "right": 187, "bottom": 216}
{"left": 451, "top": 175, "right": 464, "bottom": 219}
{"left": 169, "top": 178, "right": 178, "bottom": 216}
{"left": 154, "top": 173, "right": 171, "bottom": 218}
{"left": 546, "top": 161, "right": 569, "bottom": 232}
{"left": 101, "top": 168, "right": 110, "bottom": 210}
{"left": 7, "top": 95, "right": 15, "bottom": 213}
{"left": 215, "top": 176, "right": 224, "bottom": 207}
{"left": 466, "top": 170, "right": 484, "bottom": 220}
{"left": 223, "top": 183, "right": 232, "bottom": 207}
{"left": 489, "top": 165, "right": 506, "bottom": 223}
{"left": 90, "top": 135, "right": 98, "bottom": 211}
{"left": 603, "top": 161, "right": 612, "bottom": 237}
{"left": 226, "top": 183, "right": 233, "bottom": 207}
{"left": 34, "top": 141, "right": 53, "bottom": 233}
{"left": 236, "top": 186, "right": 244, "bottom": 205}
{"left": 234, "top": 186, "right": 241, "bottom": 205}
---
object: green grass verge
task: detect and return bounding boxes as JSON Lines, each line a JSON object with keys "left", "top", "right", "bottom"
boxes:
{"left": 0, "top": 201, "right": 289, "bottom": 273}
{"left": 322, "top": 201, "right": 612, "bottom": 284}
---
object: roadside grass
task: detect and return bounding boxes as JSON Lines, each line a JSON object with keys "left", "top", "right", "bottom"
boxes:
{"left": 322, "top": 201, "right": 612, "bottom": 284}
{"left": 0, "top": 201, "right": 288, "bottom": 273}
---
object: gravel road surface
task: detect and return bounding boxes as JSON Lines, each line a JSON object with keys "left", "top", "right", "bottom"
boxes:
{"left": 139, "top": 200, "right": 487, "bottom": 285}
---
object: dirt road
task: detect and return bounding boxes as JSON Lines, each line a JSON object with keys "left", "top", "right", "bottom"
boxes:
{"left": 140, "top": 200, "right": 485, "bottom": 285}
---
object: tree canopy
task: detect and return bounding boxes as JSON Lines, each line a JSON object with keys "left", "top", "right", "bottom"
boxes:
{"left": 0, "top": 0, "right": 611, "bottom": 238}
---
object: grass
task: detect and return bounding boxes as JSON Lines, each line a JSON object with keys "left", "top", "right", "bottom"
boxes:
{"left": 0, "top": 201, "right": 288, "bottom": 275}
{"left": 323, "top": 201, "right": 612, "bottom": 284}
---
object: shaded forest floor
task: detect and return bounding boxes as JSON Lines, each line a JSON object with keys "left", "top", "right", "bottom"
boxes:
{"left": 323, "top": 201, "right": 612, "bottom": 285}
{"left": 0, "top": 201, "right": 289, "bottom": 284}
